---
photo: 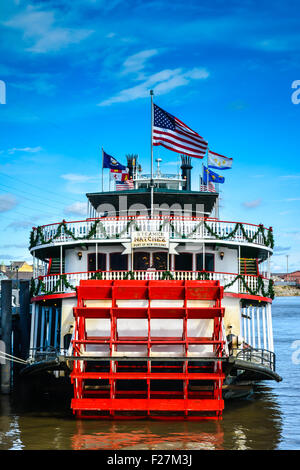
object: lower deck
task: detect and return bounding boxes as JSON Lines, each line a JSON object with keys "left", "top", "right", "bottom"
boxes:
{"left": 25, "top": 279, "right": 280, "bottom": 419}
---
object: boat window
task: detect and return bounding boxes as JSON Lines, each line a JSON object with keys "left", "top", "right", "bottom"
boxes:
{"left": 153, "top": 252, "right": 168, "bottom": 270}
{"left": 134, "top": 252, "right": 150, "bottom": 270}
{"left": 110, "top": 252, "right": 128, "bottom": 271}
{"left": 196, "top": 253, "right": 215, "bottom": 272}
{"left": 174, "top": 253, "right": 193, "bottom": 271}
{"left": 88, "top": 253, "right": 106, "bottom": 271}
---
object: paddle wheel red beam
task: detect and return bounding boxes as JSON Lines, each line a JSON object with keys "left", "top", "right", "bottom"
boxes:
{"left": 71, "top": 280, "right": 226, "bottom": 420}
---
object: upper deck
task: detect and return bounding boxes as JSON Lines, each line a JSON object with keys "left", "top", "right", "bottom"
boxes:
{"left": 29, "top": 214, "right": 273, "bottom": 259}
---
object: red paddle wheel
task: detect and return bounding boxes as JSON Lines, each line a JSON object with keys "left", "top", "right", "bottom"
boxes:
{"left": 70, "top": 280, "right": 225, "bottom": 419}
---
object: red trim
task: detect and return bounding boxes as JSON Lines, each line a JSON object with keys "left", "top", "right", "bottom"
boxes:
{"left": 34, "top": 269, "right": 270, "bottom": 282}
{"left": 47, "top": 258, "right": 52, "bottom": 275}
{"left": 34, "top": 216, "right": 271, "bottom": 231}
{"left": 31, "top": 292, "right": 76, "bottom": 302}
{"left": 224, "top": 292, "right": 272, "bottom": 303}
{"left": 31, "top": 291, "right": 272, "bottom": 304}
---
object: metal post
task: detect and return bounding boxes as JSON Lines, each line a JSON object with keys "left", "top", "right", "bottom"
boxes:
{"left": 150, "top": 90, "right": 154, "bottom": 218}
{"left": 19, "top": 280, "right": 30, "bottom": 360}
{"left": 1, "top": 280, "right": 12, "bottom": 394}
{"left": 101, "top": 147, "right": 104, "bottom": 192}
{"left": 60, "top": 245, "right": 63, "bottom": 291}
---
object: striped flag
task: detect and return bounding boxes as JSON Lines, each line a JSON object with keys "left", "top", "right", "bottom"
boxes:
{"left": 200, "top": 183, "right": 216, "bottom": 193}
{"left": 208, "top": 150, "right": 233, "bottom": 169}
{"left": 116, "top": 180, "right": 134, "bottom": 191}
{"left": 152, "top": 104, "right": 208, "bottom": 158}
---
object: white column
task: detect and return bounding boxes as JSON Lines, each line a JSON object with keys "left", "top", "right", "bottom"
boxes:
{"left": 262, "top": 306, "right": 267, "bottom": 350}
{"left": 96, "top": 243, "right": 98, "bottom": 271}
{"left": 252, "top": 307, "right": 256, "bottom": 348}
{"left": 243, "top": 309, "right": 247, "bottom": 343}
{"left": 257, "top": 307, "right": 261, "bottom": 349}
{"left": 247, "top": 307, "right": 251, "bottom": 347}
{"left": 268, "top": 303, "right": 274, "bottom": 352}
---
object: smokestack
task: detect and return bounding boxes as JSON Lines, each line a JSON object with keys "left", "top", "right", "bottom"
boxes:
{"left": 126, "top": 154, "right": 138, "bottom": 179}
{"left": 181, "top": 155, "right": 193, "bottom": 191}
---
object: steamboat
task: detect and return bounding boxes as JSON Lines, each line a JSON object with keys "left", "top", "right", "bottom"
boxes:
{"left": 23, "top": 101, "right": 281, "bottom": 420}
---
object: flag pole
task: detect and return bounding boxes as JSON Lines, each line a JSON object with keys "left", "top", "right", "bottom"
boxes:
{"left": 150, "top": 89, "right": 154, "bottom": 218}
{"left": 101, "top": 147, "right": 104, "bottom": 192}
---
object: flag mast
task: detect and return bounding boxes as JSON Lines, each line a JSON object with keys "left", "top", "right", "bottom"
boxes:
{"left": 150, "top": 89, "right": 154, "bottom": 217}
{"left": 101, "top": 147, "right": 104, "bottom": 192}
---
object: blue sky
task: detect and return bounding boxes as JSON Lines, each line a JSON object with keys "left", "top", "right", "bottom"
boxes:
{"left": 0, "top": 0, "right": 299, "bottom": 272}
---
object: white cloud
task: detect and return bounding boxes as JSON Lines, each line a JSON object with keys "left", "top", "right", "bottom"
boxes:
{"left": 122, "top": 49, "right": 159, "bottom": 75}
{"left": 6, "top": 220, "right": 35, "bottom": 230}
{"left": 65, "top": 202, "right": 87, "bottom": 217}
{"left": 0, "top": 194, "right": 18, "bottom": 212}
{"left": 7, "top": 146, "right": 42, "bottom": 154}
{"left": 242, "top": 198, "right": 262, "bottom": 209}
{"left": 4, "top": 5, "right": 94, "bottom": 53}
{"left": 98, "top": 67, "right": 209, "bottom": 106}
{"left": 61, "top": 173, "right": 98, "bottom": 183}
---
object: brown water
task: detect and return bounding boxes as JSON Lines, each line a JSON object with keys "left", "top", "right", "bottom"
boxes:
{"left": 0, "top": 297, "right": 299, "bottom": 450}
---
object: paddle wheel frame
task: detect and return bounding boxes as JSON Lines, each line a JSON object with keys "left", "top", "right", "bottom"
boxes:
{"left": 70, "top": 279, "right": 226, "bottom": 420}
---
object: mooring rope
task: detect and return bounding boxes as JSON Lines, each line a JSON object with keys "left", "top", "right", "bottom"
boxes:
{"left": 0, "top": 350, "right": 28, "bottom": 365}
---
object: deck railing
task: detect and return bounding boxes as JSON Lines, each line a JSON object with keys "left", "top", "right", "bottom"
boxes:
{"left": 29, "top": 216, "right": 273, "bottom": 250}
{"left": 31, "top": 270, "right": 272, "bottom": 298}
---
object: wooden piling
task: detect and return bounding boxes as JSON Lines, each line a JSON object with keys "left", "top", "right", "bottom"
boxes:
{"left": 1, "top": 280, "right": 12, "bottom": 394}
{"left": 19, "top": 280, "right": 30, "bottom": 360}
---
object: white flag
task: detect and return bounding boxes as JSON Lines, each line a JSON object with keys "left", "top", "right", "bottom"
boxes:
{"left": 208, "top": 150, "right": 233, "bottom": 170}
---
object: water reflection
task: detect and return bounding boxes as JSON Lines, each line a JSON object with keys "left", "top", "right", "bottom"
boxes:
{"left": 69, "top": 384, "right": 282, "bottom": 451}
{"left": 0, "top": 382, "right": 283, "bottom": 450}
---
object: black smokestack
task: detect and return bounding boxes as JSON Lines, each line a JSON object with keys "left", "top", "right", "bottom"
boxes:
{"left": 126, "top": 154, "right": 138, "bottom": 179}
{"left": 181, "top": 155, "right": 193, "bottom": 191}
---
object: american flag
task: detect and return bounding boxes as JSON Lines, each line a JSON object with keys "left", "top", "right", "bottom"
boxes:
{"left": 200, "top": 183, "right": 216, "bottom": 192}
{"left": 116, "top": 180, "right": 134, "bottom": 191}
{"left": 153, "top": 104, "right": 208, "bottom": 158}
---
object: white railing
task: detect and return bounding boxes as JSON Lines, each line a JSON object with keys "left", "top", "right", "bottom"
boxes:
{"left": 31, "top": 216, "right": 272, "bottom": 249}
{"left": 32, "top": 270, "right": 271, "bottom": 298}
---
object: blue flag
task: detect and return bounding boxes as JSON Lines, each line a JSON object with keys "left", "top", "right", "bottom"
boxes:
{"left": 203, "top": 166, "right": 225, "bottom": 184}
{"left": 102, "top": 150, "right": 127, "bottom": 170}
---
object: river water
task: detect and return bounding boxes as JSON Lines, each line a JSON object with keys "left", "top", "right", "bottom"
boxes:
{"left": 0, "top": 296, "right": 299, "bottom": 450}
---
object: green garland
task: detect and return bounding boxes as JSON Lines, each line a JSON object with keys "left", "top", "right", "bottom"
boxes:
{"left": 197, "top": 271, "right": 210, "bottom": 280}
{"left": 203, "top": 221, "right": 274, "bottom": 248}
{"left": 223, "top": 275, "right": 275, "bottom": 299}
{"left": 123, "top": 270, "right": 135, "bottom": 279}
{"left": 30, "top": 270, "right": 275, "bottom": 300}
{"left": 30, "top": 274, "right": 76, "bottom": 297}
{"left": 161, "top": 270, "right": 174, "bottom": 280}
{"left": 29, "top": 218, "right": 274, "bottom": 250}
